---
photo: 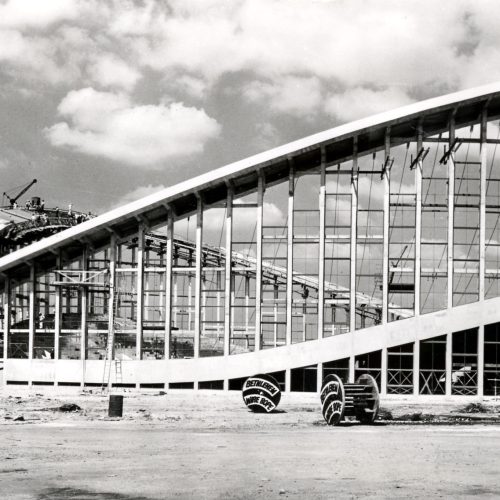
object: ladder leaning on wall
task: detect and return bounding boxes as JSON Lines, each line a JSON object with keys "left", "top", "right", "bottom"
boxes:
{"left": 101, "top": 290, "right": 123, "bottom": 392}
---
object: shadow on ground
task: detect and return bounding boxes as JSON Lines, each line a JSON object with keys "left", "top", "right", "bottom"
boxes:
{"left": 38, "top": 488, "right": 152, "bottom": 500}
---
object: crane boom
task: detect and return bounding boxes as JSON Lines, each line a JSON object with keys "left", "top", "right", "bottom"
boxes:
{"left": 3, "top": 179, "right": 37, "bottom": 206}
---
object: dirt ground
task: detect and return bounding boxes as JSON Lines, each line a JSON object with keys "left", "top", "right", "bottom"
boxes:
{"left": 1, "top": 389, "right": 500, "bottom": 499}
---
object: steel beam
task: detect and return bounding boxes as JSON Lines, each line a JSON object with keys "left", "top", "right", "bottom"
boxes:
{"left": 414, "top": 123, "right": 423, "bottom": 396}
{"left": 255, "top": 173, "right": 264, "bottom": 351}
{"left": 286, "top": 159, "right": 294, "bottom": 347}
{"left": 380, "top": 129, "right": 390, "bottom": 396}
{"left": 54, "top": 252, "right": 61, "bottom": 363}
{"left": 28, "top": 263, "right": 35, "bottom": 366}
{"left": 224, "top": 187, "right": 233, "bottom": 357}
{"left": 447, "top": 117, "right": 455, "bottom": 309}
{"left": 382, "top": 128, "right": 390, "bottom": 324}
{"left": 136, "top": 224, "right": 145, "bottom": 361}
{"left": 3, "top": 277, "right": 9, "bottom": 363}
{"left": 81, "top": 246, "right": 88, "bottom": 385}
{"left": 107, "top": 233, "right": 117, "bottom": 365}
{"left": 445, "top": 116, "right": 455, "bottom": 397}
{"left": 165, "top": 212, "right": 173, "bottom": 360}
{"left": 415, "top": 123, "right": 423, "bottom": 316}
{"left": 194, "top": 198, "right": 203, "bottom": 359}
{"left": 478, "top": 108, "right": 488, "bottom": 397}
{"left": 318, "top": 146, "right": 326, "bottom": 341}
{"left": 349, "top": 139, "right": 358, "bottom": 383}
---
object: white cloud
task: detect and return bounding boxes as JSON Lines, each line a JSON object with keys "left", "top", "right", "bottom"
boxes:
{"left": 244, "top": 76, "right": 322, "bottom": 117}
{"left": 0, "top": 27, "right": 84, "bottom": 84}
{"left": 0, "top": 29, "right": 25, "bottom": 60}
{"left": 251, "top": 122, "right": 281, "bottom": 151}
{"left": 1, "top": 1, "right": 499, "bottom": 112}
{"left": 112, "top": 184, "right": 167, "bottom": 209}
{"left": 87, "top": 53, "right": 142, "bottom": 91}
{"left": 325, "top": 87, "right": 414, "bottom": 123}
{"left": 45, "top": 88, "right": 221, "bottom": 167}
{"left": 0, "top": 0, "right": 78, "bottom": 29}
{"left": 165, "top": 74, "right": 209, "bottom": 100}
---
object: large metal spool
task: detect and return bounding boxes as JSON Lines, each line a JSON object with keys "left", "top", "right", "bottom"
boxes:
{"left": 321, "top": 374, "right": 379, "bottom": 425}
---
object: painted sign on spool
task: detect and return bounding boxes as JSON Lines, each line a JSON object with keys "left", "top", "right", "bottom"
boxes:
{"left": 242, "top": 374, "right": 281, "bottom": 413}
{"left": 320, "top": 374, "right": 345, "bottom": 425}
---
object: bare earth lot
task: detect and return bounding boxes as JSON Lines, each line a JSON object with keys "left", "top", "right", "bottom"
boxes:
{"left": 1, "top": 390, "right": 500, "bottom": 499}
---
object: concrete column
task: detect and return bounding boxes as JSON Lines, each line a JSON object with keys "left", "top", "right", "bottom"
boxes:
{"left": 444, "top": 118, "right": 456, "bottom": 397}
{"left": 224, "top": 187, "right": 233, "bottom": 357}
{"left": 447, "top": 118, "right": 455, "bottom": 309}
{"left": 316, "top": 362, "right": 323, "bottom": 392}
{"left": 478, "top": 109, "right": 487, "bottom": 397}
{"left": 165, "top": 212, "right": 173, "bottom": 360}
{"left": 413, "top": 340, "right": 420, "bottom": 396}
{"left": 446, "top": 331, "right": 452, "bottom": 396}
{"left": 318, "top": 147, "right": 326, "bottom": 341}
{"left": 349, "top": 139, "right": 358, "bottom": 383}
{"left": 349, "top": 355, "right": 355, "bottom": 383}
{"left": 54, "top": 253, "right": 61, "bottom": 362}
{"left": 381, "top": 347, "right": 388, "bottom": 396}
{"left": 3, "top": 277, "right": 10, "bottom": 363}
{"left": 285, "top": 368, "right": 291, "bottom": 393}
{"left": 414, "top": 123, "right": 423, "bottom": 396}
{"left": 28, "top": 263, "right": 35, "bottom": 362}
{"left": 107, "top": 233, "right": 117, "bottom": 364}
{"left": 255, "top": 173, "right": 264, "bottom": 351}
{"left": 194, "top": 198, "right": 203, "bottom": 359}
{"left": 382, "top": 128, "right": 390, "bottom": 324}
{"left": 286, "top": 159, "right": 294, "bottom": 346}
{"left": 81, "top": 247, "right": 88, "bottom": 385}
{"left": 136, "top": 224, "right": 145, "bottom": 361}
{"left": 415, "top": 123, "right": 423, "bottom": 316}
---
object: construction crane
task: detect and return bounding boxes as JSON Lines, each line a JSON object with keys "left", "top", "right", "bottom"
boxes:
{"left": 3, "top": 179, "right": 37, "bottom": 207}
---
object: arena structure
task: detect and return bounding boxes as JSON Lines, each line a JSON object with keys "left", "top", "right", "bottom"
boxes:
{"left": 2, "top": 83, "right": 500, "bottom": 399}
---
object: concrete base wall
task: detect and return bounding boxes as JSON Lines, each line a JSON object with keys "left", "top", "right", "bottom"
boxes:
{"left": 4, "top": 297, "right": 500, "bottom": 395}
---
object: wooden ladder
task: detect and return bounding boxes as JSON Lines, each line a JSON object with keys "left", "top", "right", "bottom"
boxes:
{"left": 101, "top": 290, "right": 121, "bottom": 392}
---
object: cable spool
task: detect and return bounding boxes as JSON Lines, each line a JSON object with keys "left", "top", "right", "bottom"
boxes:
{"left": 352, "top": 374, "right": 380, "bottom": 424}
{"left": 320, "top": 374, "right": 380, "bottom": 426}
{"left": 242, "top": 374, "right": 281, "bottom": 413}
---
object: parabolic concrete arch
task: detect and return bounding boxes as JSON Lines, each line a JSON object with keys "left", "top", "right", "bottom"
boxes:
{"left": 3, "top": 82, "right": 500, "bottom": 397}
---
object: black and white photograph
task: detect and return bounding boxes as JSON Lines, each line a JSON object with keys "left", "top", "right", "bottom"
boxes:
{"left": 1, "top": 1, "right": 500, "bottom": 498}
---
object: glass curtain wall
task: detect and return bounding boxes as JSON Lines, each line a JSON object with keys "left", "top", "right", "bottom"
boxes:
{"left": 171, "top": 216, "right": 197, "bottom": 358}
{"left": 388, "top": 143, "right": 416, "bottom": 321}
{"left": 115, "top": 237, "right": 138, "bottom": 360}
{"left": 420, "top": 136, "right": 448, "bottom": 314}
{"left": 356, "top": 151, "right": 384, "bottom": 329}
{"left": 292, "top": 172, "right": 319, "bottom": 343}
{"left": 231, "top": 194, "right": 257, "bottom": 354}
{"left": 8, "top": 275, "right": 30, "bottom": 358}
{"left": 324, "top": 162, "right": 351, "bottom": 336}
{"left": 33, "top": 265, "right": 56, "bottom": 359}
{"left": 453, "top": 126, "right": 480, "bottom": 306}
{"left": 59, "top": 252, "right": 82, "bottom": 359}
{"left": 201, "top": 204, "right": 226, "bottom": 357}
{"left": 87, "top": 246, "right": 109, "bottom": 360}
{"left": 261, "top": 182, "right": 288, "bottom": 348}
{"left": 142, "top": 234, "right": 167, "bottom": 359}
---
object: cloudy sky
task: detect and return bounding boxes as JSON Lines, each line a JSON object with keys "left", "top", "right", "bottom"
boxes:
{"left": 1, "top": 0, "right": 499, "bottom": 214}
